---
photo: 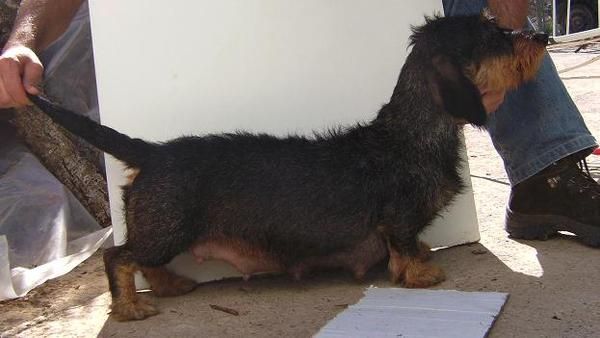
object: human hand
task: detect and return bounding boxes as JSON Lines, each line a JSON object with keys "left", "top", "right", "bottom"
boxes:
{"left": 487, "top": 0, "right": 529, "bottom": 30}
{"left": 0, "top": 45, "right": 43, "bottom": 108}
{"left": 480, "top": 87, "right": 506, "bottom": 114}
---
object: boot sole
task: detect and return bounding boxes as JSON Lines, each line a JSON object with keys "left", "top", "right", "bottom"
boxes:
{"left": 506, "top": 208, "right": 600, "bottom": 247}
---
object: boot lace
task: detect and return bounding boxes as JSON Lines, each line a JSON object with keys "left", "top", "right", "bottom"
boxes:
{"left": 568, "top": 159, "right": 600, "bottom": 200}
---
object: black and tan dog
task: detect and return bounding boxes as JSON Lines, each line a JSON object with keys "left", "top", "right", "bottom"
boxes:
{"left": 28, "top": 14, "right": 548, "bottom": 321}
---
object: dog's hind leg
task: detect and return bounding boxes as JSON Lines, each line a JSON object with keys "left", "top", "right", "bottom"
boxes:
{"left": 386, "top": 236, "right": 445, "bottom": 288}
{"left": 104, "top": 246, "right": 197, "bottom": 320}
{"left": 103, "top": 246, "right": 159, "bottom": 321}
{"left": 139, "top": 266, "right": 197, "bottom": 297}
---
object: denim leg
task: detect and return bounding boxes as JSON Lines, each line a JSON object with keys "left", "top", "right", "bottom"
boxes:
{"left": 442, "top": 0, "right": 597, "bottom": 185}
{"left": 442, "top": 0, "right": 487, "bottom": 16}
{"left": 487, "top": 55, "right": 597, "bottom": 184}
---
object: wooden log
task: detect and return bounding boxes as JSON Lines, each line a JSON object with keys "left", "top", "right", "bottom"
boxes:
{"left": 11, "top": 105, "right": 111, "bottom": 227}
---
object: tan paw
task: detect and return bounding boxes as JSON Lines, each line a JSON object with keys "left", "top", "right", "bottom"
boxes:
{"left": 141, "top": 267, "right": 198, "bottom": 297}
{"left": 403, "top": 261, "right": 445, "bottom": 288}
{"left": 110, "top": 296, "right": 159, "bottom": 321}
{"left": 152, "top": 275, "right": 197, "bottom": 297}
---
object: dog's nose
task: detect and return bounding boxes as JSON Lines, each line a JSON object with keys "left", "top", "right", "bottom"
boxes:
{"left": 533, "top": 32, "right": 549, "bottom": 45}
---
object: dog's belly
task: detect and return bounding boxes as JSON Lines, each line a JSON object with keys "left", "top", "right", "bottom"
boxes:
{"left": 288, "top": 231, "right": 388, "bottom": 280}
{"left": 191, "top": 237, "right": 283, "bottom": 279}
{"left": 190, "top": 232, "right": 387, "bottom": 280}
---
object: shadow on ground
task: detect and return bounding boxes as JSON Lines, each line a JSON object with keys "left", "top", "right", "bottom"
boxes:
{"left": 95, "top": 237, "right": 599, "bottom": 337}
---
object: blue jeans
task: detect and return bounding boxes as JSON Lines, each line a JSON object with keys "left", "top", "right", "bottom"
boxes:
{"left": 443, "top": 0, "right": 597, "bottom": 185}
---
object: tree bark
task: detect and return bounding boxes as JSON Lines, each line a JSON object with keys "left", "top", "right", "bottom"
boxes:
{"left": 10, "top": 106, "right": 111, "bottom": 227}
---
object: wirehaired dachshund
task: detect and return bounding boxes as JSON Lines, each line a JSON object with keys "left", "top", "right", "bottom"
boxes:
{"left": 28, "top": 13, "right": 548, "bottom": 320}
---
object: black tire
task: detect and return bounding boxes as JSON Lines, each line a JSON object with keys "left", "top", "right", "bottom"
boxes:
{"left": 557, "top": 2, "right": 598, "bottom": 34}
{"left": 569, "top": 3, "right": 597, "bottom": 33}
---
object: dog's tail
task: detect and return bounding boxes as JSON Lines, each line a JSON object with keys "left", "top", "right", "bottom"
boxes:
{"left": 27, "top": 94, "right": 157, "bottom": 167}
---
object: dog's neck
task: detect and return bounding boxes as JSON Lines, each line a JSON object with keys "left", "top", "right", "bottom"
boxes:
{"left": 321, "top": 51, "right": 464, "bottom": 184}
{"left": 326, "top": 52, "right": 465, "bottom": 187}
{"left": 371, "top": 53, "right": 461, "bottom": 148}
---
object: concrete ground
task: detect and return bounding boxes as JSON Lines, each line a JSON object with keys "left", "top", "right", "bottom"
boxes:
{"left": 1, "top": 45, "right": 599, "bottom": 338}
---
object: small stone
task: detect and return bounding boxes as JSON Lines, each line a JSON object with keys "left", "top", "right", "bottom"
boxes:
{"left": 471, "top": 248, "right": 488, "bottom": 255}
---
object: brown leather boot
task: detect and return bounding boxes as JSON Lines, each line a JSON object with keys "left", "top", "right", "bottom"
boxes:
{"left": 505, "top": 148, "right": 600, "bottom": 247}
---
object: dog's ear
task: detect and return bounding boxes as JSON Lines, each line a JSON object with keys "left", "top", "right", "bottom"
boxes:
{"left": 427, "top": 54, "right": 487, "bottom": 126}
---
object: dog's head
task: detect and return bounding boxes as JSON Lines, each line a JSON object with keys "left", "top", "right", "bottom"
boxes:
{"left": 410, "top": 13, "right": 548, "bottom": 126}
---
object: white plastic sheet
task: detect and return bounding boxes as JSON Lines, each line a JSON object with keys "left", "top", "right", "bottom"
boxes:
{"left": 0, "top": 126, "right": 111, "bottom": 301}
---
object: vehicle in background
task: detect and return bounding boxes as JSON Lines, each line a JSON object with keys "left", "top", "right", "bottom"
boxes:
{"left": 555, "top": 0, "right": 598, "bottom": 34}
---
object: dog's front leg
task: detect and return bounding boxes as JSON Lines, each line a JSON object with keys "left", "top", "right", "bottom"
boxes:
{"left": 385, "top": 233, "right": 445, "bottom": 288}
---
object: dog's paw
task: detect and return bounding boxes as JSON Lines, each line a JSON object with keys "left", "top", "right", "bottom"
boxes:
{"left": 110, "top": 296, "right": 159, "bottom": 321}
{"left": 152, "top": 274, "right": 198, "bottom": 297}
{"left": 141, "top": 267, "right": 198, "bottom": 297}
{"left": 402, "top": 261, "right": 445, "bottom": 288}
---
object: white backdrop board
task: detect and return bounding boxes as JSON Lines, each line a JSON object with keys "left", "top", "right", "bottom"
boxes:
{"left": 89, "top": 0, "right": 480, "bottom": 283}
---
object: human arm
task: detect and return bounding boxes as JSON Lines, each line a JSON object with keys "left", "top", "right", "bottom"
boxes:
{"left": 487, "top": 0, "right": 529, "bottom": 30}
{"left": 0, "top": 0, "right": 83, "bottom": 108}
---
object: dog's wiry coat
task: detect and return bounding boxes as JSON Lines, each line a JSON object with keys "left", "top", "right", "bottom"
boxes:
{"left": 28, "top": 14, "right": 548, "bottom": 321}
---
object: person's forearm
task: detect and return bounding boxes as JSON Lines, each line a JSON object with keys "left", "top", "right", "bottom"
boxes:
{"left": 487, "top": 0, "right": 529, "bottom": 30}
{"left": 4, "top": 0, "right": 83, "bottom": 53}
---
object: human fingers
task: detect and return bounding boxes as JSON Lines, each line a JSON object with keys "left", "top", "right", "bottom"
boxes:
{"left": 23, "top": 59, "right": 43, "bottom": 95}
{"left": 0, "top": 46, "right": 43, "bottom": 108}
{"left": 0, "top": 56, "right": 22, "bottom": 107}
{"left": 0, "top": 57, "right": 30, "bottom": 106}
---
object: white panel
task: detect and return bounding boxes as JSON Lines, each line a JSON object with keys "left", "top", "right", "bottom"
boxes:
{"left": 89, "top": 0, "right": 479, "bottom": 283}
{"left": 317, "top": 288, "right": 508, "bottom": 338}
